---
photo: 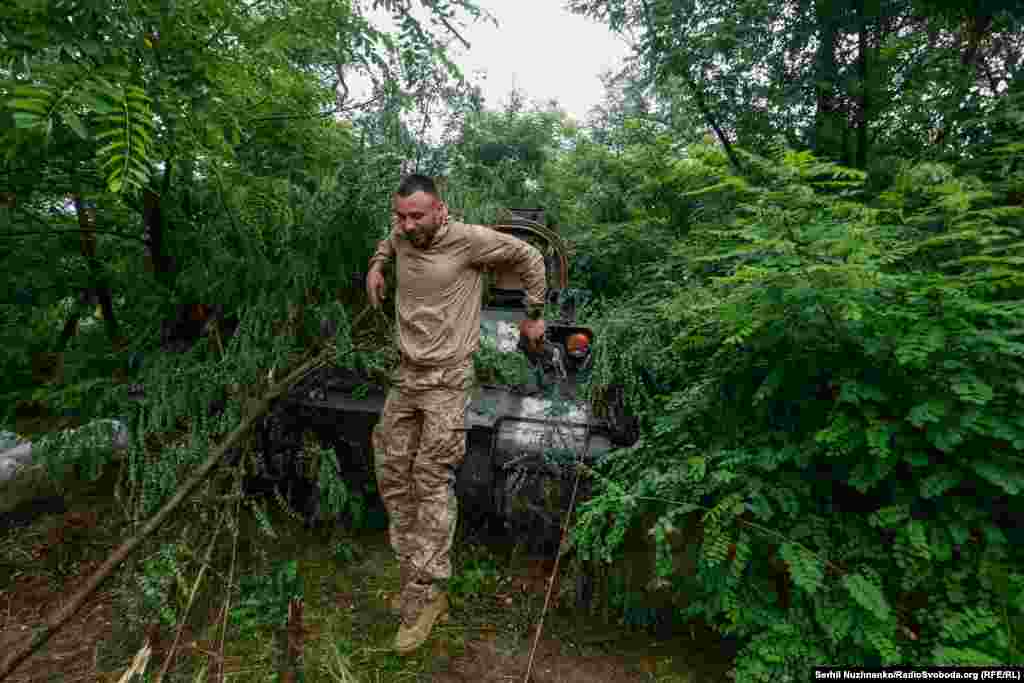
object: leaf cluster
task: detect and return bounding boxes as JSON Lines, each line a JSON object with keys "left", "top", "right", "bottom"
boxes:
{"left": 567, "top": 123, "right": 1024, "bottom": 674}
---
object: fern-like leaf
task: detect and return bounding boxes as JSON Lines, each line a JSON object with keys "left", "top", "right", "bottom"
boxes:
{"left": 93, "top": 81, "right": 156, "bottom": 194}
{"left": 920, "top": 468, "right": 962, "bottom": 499}
{"left": 865, "top": 627, "right": 901, "bottom": 665}
{"left": 905, "top": 520, "right": 931, "bottom": 561}
{"left": 703, "top": 527, "right": 733, "bottom": 567}
{"left": 779, "top": 542, "right": 825, "bottom": 595}
{"left": 731, "top": 532, "right": 752, "bottom": 580}
{"left": 5, "top": 75, "right": 155, "bottom": 194}
{"left": 843, "top": 572, "right": 892, "bottom": 621}
{"left": 972, "top": 461, "right": 1024, "bottom": 495}
{"left": 932, "top": 646, "right": 1004, "bottom": 666}
{"left": 815, "top": 599, "right": 856, "bottom": 644}
{"left": 940, "top": 605, "right": 1001, "bottom": 643}
{"left": 870, "top": 505, "right": 909, "bottom": 529}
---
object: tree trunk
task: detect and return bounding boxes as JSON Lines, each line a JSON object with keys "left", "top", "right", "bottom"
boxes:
{"left": 71, "top": 194, "right": 123, "bottom": 347}
{"left": 813, "top": 0, "right": 844, "bottom": 161}
{"left": 925, "top": 14, "right": 995, "bottom": 154}
{"left": 961, "top": 14, "right": 993, "bottom": 69}
{"left": 181, "top": 156, "right": 194, "bottom": 224}
{"left": 55, "top": 311, "right": 81, "bottom": 353}
{"left": 682, "top": 69, "right": 743, "bottom": 174}
{"left": 841, "top": 113, "right": 852, "bottom": 168}
{"left": 143, "top": 188, "right": 174, "bottom": 286}
{"left": 856, "top": 0, "right": 871, "bottom": 170}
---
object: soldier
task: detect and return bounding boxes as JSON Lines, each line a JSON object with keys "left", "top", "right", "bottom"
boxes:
{"left": 366, "top": 174, "right": 547, "bottom": 653}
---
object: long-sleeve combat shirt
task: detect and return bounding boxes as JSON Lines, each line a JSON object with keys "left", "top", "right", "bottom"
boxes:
{"left": 368, "top": 218, "right": 546, "bottom": 368}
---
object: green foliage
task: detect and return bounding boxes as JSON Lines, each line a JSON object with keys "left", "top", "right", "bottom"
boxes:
{"left": 842, "top": 572, "right": 892, "bottom": 623}
{"left": 447, "top": 95, "right": 573, "bottom": 212}
{"left": 33, "top": 418, "right": 126, "bottom": 487}
{"left": 473, "top": 333, "right": 533, "bottom": 386}
{"left": 307, "top": 438, "right": 367, "bottom": 529}
{"left": 567, "top": 126, "right": 1024, "bottom": 676}
{"left": 448, "top": 547, "right": 502, "bottom": 610}
{"left": 780, "top": 543, "right": 824, "bottom": 597}
{"left": 5, "top": 0, "right": 1023, "bottom": 676}
{"left": 939, "top": 606, "right": 1001, "bottom": 643}
{"left": 94, "top": 83, "right": 157, "bottom": 194}
{"left": 570, "top": 0, "right": 1023, "bottom": 167}
{"left": 135, "top": 541, "right": 193, "bottom": 628}
{"left": 4, "top": 69, "right": 157, "bottom": 196}
{"left": 233, "top": 559, "right": 302, "bottom": 633}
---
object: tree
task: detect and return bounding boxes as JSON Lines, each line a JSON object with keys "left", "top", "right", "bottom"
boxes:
{"left": 569, "top": 0, "right": 1023, "bottom": 168}
{"left": 441, "top": 91, "right": 574, "bottom": 215}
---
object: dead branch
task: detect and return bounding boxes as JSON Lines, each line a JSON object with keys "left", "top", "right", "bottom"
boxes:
{"left": 216, "top": 497, "right": 241, "bottom": 683}
{"left": 0, "top": 228, "right": 149, "bottom": 246}
{"left": 0, "top": 345, "right": 334, "bottom": 681}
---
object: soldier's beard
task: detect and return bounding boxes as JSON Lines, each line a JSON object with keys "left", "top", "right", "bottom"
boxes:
{"left": 404, "top": 221, "right": 442, "bottom": 249}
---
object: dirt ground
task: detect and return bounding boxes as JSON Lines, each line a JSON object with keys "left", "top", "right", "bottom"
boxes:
{"left": 0, "top": 485, "right": 735, "bottom": 683}
{"left": 0, "top": 508, "right": 127, "bottom": 683}
{"left": 431, "top": 636, "right": 686, "bottom": 683}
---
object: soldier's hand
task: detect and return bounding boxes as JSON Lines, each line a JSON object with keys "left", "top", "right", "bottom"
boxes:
{"left": 367, "top": 268, "right": 387, "bottom": 309}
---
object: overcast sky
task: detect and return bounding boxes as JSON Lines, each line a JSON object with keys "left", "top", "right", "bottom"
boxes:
{"left": 355, "top": 0, "right": 634, "bottom": 124}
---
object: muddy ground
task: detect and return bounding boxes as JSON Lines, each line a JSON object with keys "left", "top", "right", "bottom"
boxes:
{"left": 0, "top": 470, "right": 736, "bottom": 683}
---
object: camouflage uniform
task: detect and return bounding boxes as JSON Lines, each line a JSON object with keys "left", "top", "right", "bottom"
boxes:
{"left": 368, "top": 216, "right": 546, "bottom": 622}
{"left": 372, "top": 360, "right": 473, "bottom": 593}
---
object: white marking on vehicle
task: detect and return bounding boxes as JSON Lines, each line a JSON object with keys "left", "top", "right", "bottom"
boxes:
{"left": 519, "top": 397, "right": 588, "bottom": 423}
{"left": 496, "top": 321, "right": 520, "bottom": 353}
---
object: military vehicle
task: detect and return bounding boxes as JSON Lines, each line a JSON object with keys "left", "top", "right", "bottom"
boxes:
{"left": 254, "top": 209, "right": 640, "bottom": 551}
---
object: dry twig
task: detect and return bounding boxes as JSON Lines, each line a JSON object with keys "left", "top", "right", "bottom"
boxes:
{"left": 153, "top": 512, "right": 227, "bottom": 683}
{"left": 0, "top": 344, "right": 335, "bottom": 680}
{"left": 216, "top": 497, "right": 241, "bottom": 683}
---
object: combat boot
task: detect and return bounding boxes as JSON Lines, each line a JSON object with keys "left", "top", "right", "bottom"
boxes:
{"left": 394, "top": 582, "right": 448, "bottom": 654}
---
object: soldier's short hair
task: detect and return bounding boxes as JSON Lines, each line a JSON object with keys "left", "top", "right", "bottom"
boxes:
{"left": 396, "top": 174, "right": 439, "bottom": 199}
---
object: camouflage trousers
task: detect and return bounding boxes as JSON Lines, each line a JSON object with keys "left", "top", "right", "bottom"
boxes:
{"left": 372, "top": 359, "right": 473, "bottom": 592}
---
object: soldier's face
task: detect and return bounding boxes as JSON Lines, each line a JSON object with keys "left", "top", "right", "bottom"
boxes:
{"left": 393, "top": 191, "right": 447, "bottom": 249}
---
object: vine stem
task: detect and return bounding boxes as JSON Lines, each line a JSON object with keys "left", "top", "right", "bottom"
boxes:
{"left": 0, "top": 329, "right": 344, "bottom": 680}
{"left": 522, "top": 406, "right": 592, "bottom": 683}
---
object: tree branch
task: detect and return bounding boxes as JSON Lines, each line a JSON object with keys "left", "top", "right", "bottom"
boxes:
{"left": 433, "top": 12, "right": 471, "bottom": 50}
{"left": 407, "top": 0, "right": 471, "bottom": 50}
{"left": 680, "top": 68, "right": 743, "bottom": 174}
{"left": 639, "top": 0, "right": 741, "bottom": 173}
{"left": 246, "top": 92, "right": 387, "bottom": 123}
{"left": 0, "top": 342, "right": 342, "bottom": 681}
{"left": 0, "top": 228, "right": 150, "bottom": 246}
{"left": 335, "top": 63, "right": 350, "bottom": 111}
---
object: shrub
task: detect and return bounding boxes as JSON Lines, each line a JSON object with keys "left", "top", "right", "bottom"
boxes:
{"left": 570, "top": 137, "right": 1024, "bottom": 676}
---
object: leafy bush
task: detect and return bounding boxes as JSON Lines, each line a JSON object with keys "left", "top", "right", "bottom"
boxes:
{"left": 569, "top": 134, "right": 1024, "bottom": 676}
{"left": 233, "top": 559, "right": 302, "bottom": 633}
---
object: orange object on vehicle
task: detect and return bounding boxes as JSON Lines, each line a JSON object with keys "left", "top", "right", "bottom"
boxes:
{"left": 189, "top": 303, "right": 211, "bottom": 323}
{"left": 565, "top": 332, "right": 590, "bottom": 355}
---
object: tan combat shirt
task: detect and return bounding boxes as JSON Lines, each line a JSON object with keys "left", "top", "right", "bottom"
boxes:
{"left": 368, "top": 218, "right": 546, "bottom": 368}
